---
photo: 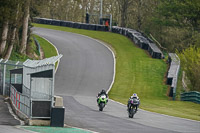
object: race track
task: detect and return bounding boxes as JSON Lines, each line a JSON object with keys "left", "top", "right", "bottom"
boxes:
{"left": 33, "top": 27, "right": 200, "bottom": 133}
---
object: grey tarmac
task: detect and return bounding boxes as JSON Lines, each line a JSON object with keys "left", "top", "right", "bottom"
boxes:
{"left": 33, "top": 27, "right": 200, "bottom": 133}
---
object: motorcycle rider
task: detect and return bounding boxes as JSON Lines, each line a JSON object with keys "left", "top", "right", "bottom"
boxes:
{"left": 97, "top": 89, "right": 108, "bottom": 103}
{"left": 97, "top": 89, "right": 108, "bottom": 97}
{"left": 127, "top": 93, "right": 140, "bottom": 112}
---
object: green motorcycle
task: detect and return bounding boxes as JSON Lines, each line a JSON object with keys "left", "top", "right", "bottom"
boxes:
{"left": 97, "top": 94, "right": 108, "bottom": 111}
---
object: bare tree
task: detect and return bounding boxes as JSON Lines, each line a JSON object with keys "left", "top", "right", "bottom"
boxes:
{"left": 116, "top": 0, "right": 134, "bottom": 27}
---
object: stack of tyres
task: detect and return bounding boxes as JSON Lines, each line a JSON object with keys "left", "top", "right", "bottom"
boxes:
{"left": 96, "top": 24, "right": 102, "bottom": 31}
{"left": 77, "top": 23, "right": 82, "bottom": 29}
{"left": 118, "top": 27, "right": 123, "bottom": 34}
{"left": 127, "top": 30, "right": 138, "bottom": 40}
{"left": 111, "top": 26, "right": 118, "bottom": 33}
{"left": 60, "top": 21, "right": 67, "bottom": 27}
{"left": 89, "top": 24, "right": 96, "bottom": 30}
{"left": 148, "top": 43, "right": 162, "bottom": 59}
{"left": 81, "top": 23, "right": 89, "bottom": 30}
{"left": 137, "top": 36, "right": 149, "bottom": 50}
{"left": 122, "top": 28, "right": 130, "bottom": 36}
{"left": 51, "top": 20, "right": 61, "bottom": 26}
{"left": 44, "top": 19, "right": 52, "bottom": 25}
{"left": 132, "top": 32, "right": 142, "bottom": 44}
{"left": 72, "top": 22, "right": 79, "bottom": 28}
{"left": 66, "top": 21, "right": 73, "bottom": 27}
{"left": 39, "top": 18, "right": 46, "bottom": 24}
{"left": 85, "top": 23, "right": 90, "bottom": 30}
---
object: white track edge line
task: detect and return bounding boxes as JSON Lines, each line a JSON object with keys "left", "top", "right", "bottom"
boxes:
{"left": 15, "top": 126, "right": 38, "bottom": 133}
{"left": 68, "top": 32, "right": 200, "bottom": 123}
{"left": 65, "top": 33, "right": 116, "bottom": 94}
{"left": 37, "top": 34, "right": 99, "bottom": 132}
{"left": 5, "top": 101, "right": 24, "bottom": 125}
{"left": 64, "top": 124, "right": 99, "bottom": 133}
{"left": 37, "top": 29, "right": 200, "bottom": 123}
{"left": 40, "top": 36, "right": 60, "bottom": 73}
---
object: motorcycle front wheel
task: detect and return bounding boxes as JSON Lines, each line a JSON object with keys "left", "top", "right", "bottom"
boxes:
{"left": 128, "top": 107, "right": 135, "bottom": 118}
{"left": 99, "top": 103, "right": 105, "bottom": 111}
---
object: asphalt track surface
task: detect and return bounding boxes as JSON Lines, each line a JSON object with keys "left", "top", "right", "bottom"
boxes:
{"left": 33, "top": 27, "right": 200, "bottom": 133}
{"left": 0, "top": 96, "right": 31, "bottom": 133}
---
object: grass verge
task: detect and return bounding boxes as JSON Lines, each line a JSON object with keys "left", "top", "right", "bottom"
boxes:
{"left": 33, "top": 34, "right": 57, "bottom": 58}
{"left": 33, "top": 34, "right": 58, "bottom": 68}
{"left": 33, "top": 23, "right": 200, "bottom": 121}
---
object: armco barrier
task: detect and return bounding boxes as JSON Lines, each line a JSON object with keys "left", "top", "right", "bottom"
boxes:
{"left": 181, "top": 91, "right": 200, "bottom": 104}
{"left": 33, "top": 37, "right": 40, "bottom": 54}
{"left": 60, "top": 21, "right": 67, "bottom": 26}
{"left": 167, "top": 53, "right": 180, "bottom": 100}
{"left": 10, "top": 85, "right": 30, "bottom": 117}
{"left": 110, "top": 26, "right": 163, "bottom": 59}
{"left": 51, "top": 20, "right": 60, "bottom": 26}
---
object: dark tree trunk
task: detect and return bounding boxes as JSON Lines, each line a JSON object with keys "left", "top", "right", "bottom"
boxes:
{"left": 4, "top": 28, "right": 15, "bottom": 59}
{"left": 4, "top": 4, "right": 20, "bottom": 59}
{"left": 0, "top": 20, "right": 9, "bottom": 56}
{"left": 120, "top": 0, "right": 128, "bottom": 27}
{"left": 137, "top": 0, "right": 142, "bottom": 30}
{"left": 20, "top": 0, "right": 30, "bottom": 54}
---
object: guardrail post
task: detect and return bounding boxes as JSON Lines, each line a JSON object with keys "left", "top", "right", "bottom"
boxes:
{"left": 15, "top": 61, "right": 19, "bottom": 84}
{"left": 3, "top": 60, "right": 8, "bottom": 95}
{"left": 33, "top": 37, "right": 40, "bottom": 55}
{"left": 29, "top": 77, "right": 32, "bottom": 119}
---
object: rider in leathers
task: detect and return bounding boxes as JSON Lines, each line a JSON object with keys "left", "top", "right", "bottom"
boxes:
{"left": 97, "top": 89, "right": 108, "bottom": 103}
{"left": 127, "top": 93, "right": 140, "bottom": 112}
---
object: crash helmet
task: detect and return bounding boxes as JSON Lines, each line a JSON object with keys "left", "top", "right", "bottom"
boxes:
{"left": 102, "top": 89, "right": 106, "bottom": 93}
{"left": 132, "top": 93, "right": 137, "bottom": 97}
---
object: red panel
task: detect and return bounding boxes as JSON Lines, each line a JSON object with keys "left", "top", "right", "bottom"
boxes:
{"left": 16, "top": 93, "right": 17, "bottom": 106}
{"left": 18, "top": 94, "right": 20, "bottom": 109}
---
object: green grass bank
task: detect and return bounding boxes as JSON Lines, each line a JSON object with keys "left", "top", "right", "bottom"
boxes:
{"left": 33, "top": 23, "right": 200, "bottom": 121}
{"left": 33, "top": 34, "right": 58, "bottom": 58}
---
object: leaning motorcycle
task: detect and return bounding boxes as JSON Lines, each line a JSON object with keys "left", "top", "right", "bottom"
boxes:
{"left": 97, "top": 94, "right": 108, "bottom": 111}
{"left": 128, "top": 98, "right": 139, "bottom": 118}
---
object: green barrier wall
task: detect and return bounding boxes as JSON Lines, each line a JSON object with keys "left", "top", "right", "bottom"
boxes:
{"left": 181, "top": 91, "right": 200, "bottom": 104}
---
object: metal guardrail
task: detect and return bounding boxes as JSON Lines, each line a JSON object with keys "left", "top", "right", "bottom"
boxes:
{"left": 10, "top": 85, "right": 52, "bottom": 119}
{"left": 10, "top": 85, "right": 30, "bottom": 117}
{"left": 167, "top": 53, "right": 180, "bottom": 100}
{"left": 33, "top": 37, "right": 40, "bottom": 55}
{"left": 0, "top": 59, "right": 23, "bottom": 96}
{"left": 181, "top": 91, "right": 200, "bottom": 104}
{"left": 1, "top": 56, "right": 61, "bottom": 120}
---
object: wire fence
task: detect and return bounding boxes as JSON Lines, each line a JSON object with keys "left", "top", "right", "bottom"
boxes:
{"left": 0, "top": 59, "right": 23, "bottom": 96}
{"left": 0, "top": 57, "right": 59, "bottom": 119}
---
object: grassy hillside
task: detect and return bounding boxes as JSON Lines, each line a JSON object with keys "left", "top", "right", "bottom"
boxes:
{"left": 33, "top": 23, "right": 200, "bottom": 121}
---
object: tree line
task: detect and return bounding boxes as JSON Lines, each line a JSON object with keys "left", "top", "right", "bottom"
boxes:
{"left": 0, "top": 0, "right": 199, "bottom": 91}
{"left": 0, "top": 0, "right": 45, "bottom": 59}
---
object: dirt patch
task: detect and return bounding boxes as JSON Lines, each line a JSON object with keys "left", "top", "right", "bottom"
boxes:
{"left": 39, "top": 47, "right": 45, "bottom": 59}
